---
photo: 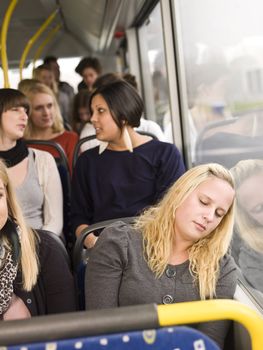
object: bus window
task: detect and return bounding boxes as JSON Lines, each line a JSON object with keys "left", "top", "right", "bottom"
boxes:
{"left": 173, "top": 0, "right": 263, "bottom": 165}
{"left": 138, "top": 4, "right": 172, "bottom": 142}
{"left": 173, "top": 0, "right": 263, "bottom": 298}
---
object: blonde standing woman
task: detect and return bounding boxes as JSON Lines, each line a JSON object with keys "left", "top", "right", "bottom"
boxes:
{"left": 85, "top": 163, "right": 237, "bottom": 349}
{"left": 0, "top": 160, "right": 76, "bottom": 320}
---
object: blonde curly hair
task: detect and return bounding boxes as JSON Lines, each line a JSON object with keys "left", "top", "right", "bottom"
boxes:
{"left": 135, "top": 163, "right": 235, "bottom": 300}
{"left": 0, "top": 160, "right": 39, "bottom": 290}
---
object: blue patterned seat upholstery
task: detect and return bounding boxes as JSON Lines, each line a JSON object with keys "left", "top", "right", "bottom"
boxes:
{"left": 6, "top": 326, "right": 219, "bottom": 350}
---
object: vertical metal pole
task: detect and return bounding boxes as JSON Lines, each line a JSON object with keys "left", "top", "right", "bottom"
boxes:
{"left": 1, "top": 0, "right": 19, "bottom": 88}
{"left": 19, "top": 9, "right": 58, "bottom": 80}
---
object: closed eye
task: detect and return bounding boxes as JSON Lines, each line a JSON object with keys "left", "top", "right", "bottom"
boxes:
{"left": 215, "top": 211, "right": 224, "bottom": 218}
{"left": 199, "top": 198, "right": 208, "bottom": 205}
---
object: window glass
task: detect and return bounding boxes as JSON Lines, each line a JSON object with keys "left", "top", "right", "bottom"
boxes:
{"left": 138, "top": 4, "right": 172, "bottom": 142}
{"left": 6, "top": 57, "right": 81, "bottom": 91}
{"left": 175, "top": 0, "right": 263, "bottom": 297}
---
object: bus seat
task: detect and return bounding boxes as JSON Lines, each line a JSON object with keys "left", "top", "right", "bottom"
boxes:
{"left": 73, "top": 217, "right": 136, "bottom": 310}
{"left": 64, "top": 121, "right": 73, "bottom": 131}
{"left": 26, "top": 140, "right": 74, "bottom": 254}
{"left": 36, "top": 229, "right": 72, "bottom": 268}
{"left": 1, "top": 301, "right": 262, "bottom": 350}
{"left": 196, "top": 133, "right": 263, "bottom": 168}
{"left": 72, "top": 135, "right": 97, "bottom": 170}
{"left": 195, "top": 119, "right": 263, "bottom": 168}
{"left": 137, "top": 130, "right": 159, "bottom": 139}
{"left": 5, "top": 326, "right": 220, "bottom": 350}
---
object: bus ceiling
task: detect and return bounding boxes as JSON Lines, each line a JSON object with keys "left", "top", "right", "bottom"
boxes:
{"left": 0, "top": 0, "right": 155, "bottom": 69}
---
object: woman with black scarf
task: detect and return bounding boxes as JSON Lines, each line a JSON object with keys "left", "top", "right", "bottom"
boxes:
{"left": 0, "top": 88, "right": 63, "bottom": 236}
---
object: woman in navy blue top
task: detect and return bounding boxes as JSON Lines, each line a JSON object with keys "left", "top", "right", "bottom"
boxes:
{"left": 71, "top": 80, "right": 185, "bottom": 248}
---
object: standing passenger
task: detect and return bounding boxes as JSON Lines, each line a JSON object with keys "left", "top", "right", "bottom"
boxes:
{"left": 75, "top": 57, "right": 102, "bottom": 92}
{"left": 71, "top": 80, "right": 185, "bottom": 248}
{"left": 85, "top": 163, "right": 237, "bottom": 349}
{"left": 0, "top": 88, "right": 63, "bottom": 236}
{"left": 43, "top": 55, "right": 75, "bottom": 103}
{"left": 23, "top": 83, "right": 78, "bottom": 175}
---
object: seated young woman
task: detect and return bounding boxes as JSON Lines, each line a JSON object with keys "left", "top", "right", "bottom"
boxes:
{"left": 0, "top": 88, "right": 63, "bottom": 236}
{"left": 22, "top": 82, "right": 78, "bottom": 175}
{"left": 85, "top": 163, "right": 237, "bottom": 349}
{"left": 0, "top": 159, "right": 76, "bottom": 320}
{"left": 71, "top": 79, "right": 185, "bottom": 248}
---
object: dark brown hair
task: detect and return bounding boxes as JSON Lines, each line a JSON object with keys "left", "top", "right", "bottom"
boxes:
{"left": 0, "top": 88, "right": 30, "bottom": 116}
{"left": 75, "top": 57, "right": 102, "bottom": 76}
{"left": 89, "top": 80, "right": 144, "bottom": 128}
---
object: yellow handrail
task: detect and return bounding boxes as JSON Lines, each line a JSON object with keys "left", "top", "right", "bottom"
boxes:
{"left": 32, "top": 24, "right": 61, "bottom": 69}
{"left": 1, "top": 0, "right": 18, "bottom": 88}
{"left": 19, "top": 9, "right": 59, "bottom": 80}
{"left": 158, "top": 299, "right": 263, "bottom": 350}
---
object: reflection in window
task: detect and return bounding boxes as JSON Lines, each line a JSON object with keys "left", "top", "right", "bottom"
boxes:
{"left": 138, "top": 4, "right": 172, "bottom": 143}
{"left": 175, "top": 0, "right": 263, "bottom": 296}
{"left": 230, "top": 159, "right": 263, "bottom": 293}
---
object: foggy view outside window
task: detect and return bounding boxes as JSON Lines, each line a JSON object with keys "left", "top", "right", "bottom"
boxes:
{"left": 176, "top": 0, "right": 263, "bottom": 297}
{"left": 138, "top": 4, "right": 172, "bottom": 141}
{"left": 6, "top": 57, "right": 81, "bottom": 91}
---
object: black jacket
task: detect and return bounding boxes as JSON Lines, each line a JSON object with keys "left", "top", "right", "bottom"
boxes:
{"left": 14, "top": 230, "right": 77, "bottom": 316}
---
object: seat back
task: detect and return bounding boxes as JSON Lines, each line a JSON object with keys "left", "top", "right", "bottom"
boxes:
{"left": 5, "top": 326, "right": 219, "bottom": 350}
{"left": 72, "top": 135, "right": 97, "bottom": 169}
{"left": 73, "top": 217, "right": 136, "bottom": 309}
{"left": 137, "top": 130, "right": 159, "bottom": 139}
{"left": 195, "top": 118, "right": 263, "bottom": 168}
{"left": 26, "top": 140, "right": 74, "bottom": 253}
{"left": 36, "top": 229, "right": 71, "bottom": 267}
{"left": 2, "top": 300, "right": 263, "bottom": 349}
{"left": 73, "top": 216, "right": 136, "bottom": 270}
{"left": 64, "top": 121, "right": 73, "bottom": 131}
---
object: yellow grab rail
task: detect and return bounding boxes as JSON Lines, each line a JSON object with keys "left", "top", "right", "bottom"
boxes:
{"left": 1, "top": 0, "right": 18, "bottom": 88}
{"left": 158, "top": 299, "right": 263, "bottom": 350}
{"left": 19, "top": 9, "right": 58, "bottom": 80}
{"left": 32, "top": 23, "right": 61, "bottom": 69}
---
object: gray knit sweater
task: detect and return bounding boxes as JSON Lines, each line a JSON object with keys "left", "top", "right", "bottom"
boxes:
{"left": 85, "top": 221, "right": 237, "bottom": 348}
